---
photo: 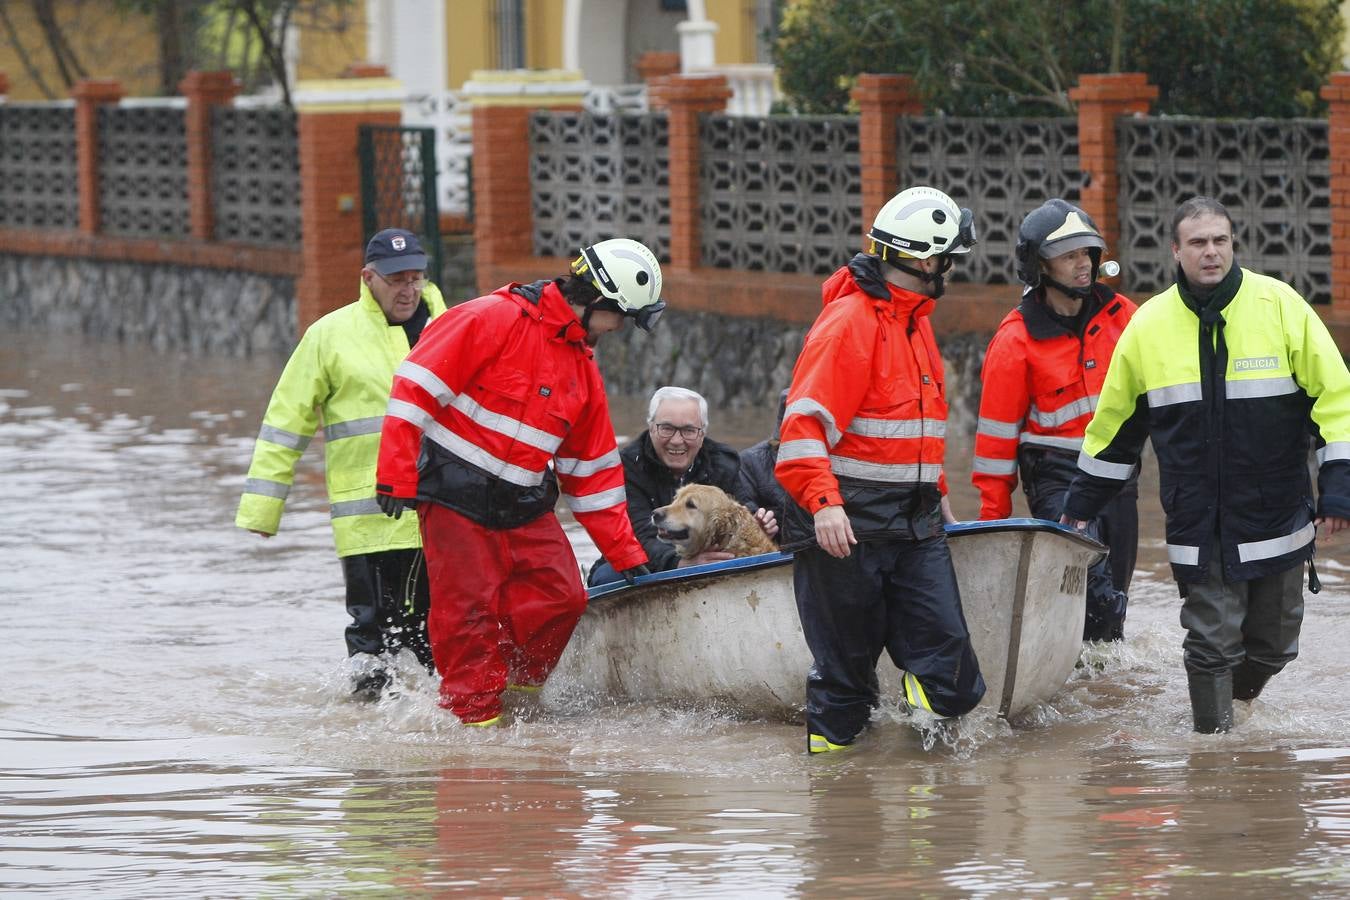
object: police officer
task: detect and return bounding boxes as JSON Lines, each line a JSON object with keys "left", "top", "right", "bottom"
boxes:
{"left": 1062, "top": 196, "right": 1350, "bottom": 732}
{"left": 237, "top": 228, "right": 445, "bottom": 699}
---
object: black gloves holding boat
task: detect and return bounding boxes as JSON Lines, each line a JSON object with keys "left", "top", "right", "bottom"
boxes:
{"left": 620, "top": 564, "right": 651, "bottom": 586}
{"left": 377, "top": 493, "right": 417, "bottom": 519}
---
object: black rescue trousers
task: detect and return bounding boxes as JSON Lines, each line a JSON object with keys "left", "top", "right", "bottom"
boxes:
{"left": 793, "top": 535, "right": 986, "bottom": 746}
{"left": 1022, "top": 446, "right": 1138, "bottom": 641}
{"left": 1178, "top": 538, "right": 1304, "bottom": 732}
{"left": 341, "top": 548, "right": 435, "bottom": 672}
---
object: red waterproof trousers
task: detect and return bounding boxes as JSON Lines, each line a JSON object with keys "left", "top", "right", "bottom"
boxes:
{"left": 418, "top": 501, "right": 586, "bottom": 724}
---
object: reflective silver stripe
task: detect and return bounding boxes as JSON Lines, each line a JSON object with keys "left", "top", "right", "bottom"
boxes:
{"left": 1077, "top": 449, "right": 1134, "bottom": 481}
{"left": 777, "top": 438, "right": 830, "bottom": 462}
{"left": 386, "top": 398, "right": 435, "bottom": 430}
{"left": 829, "top": 456, "right": 942, "bottom": 483}
{"left": 1226, "top": 376, "right": 1298, "bottom": 400}
{"left": 972, "top": 455, "right": 1017, "bottom": 476}
{"left": 450, "top": 392, "right": 563, "bottom": 454}
{"left": 243, "top": 477, "right": 289, "bottom": 500}
{"left": 258, "top": 423, "right": 310, "bottom": 451}
{"left": 396, "top": 360, "right": 455, "bottom": 405}
{"left": 1147, "top": 382, "right": 1203, "bottom": 407}
{"left": 1167, "top": 543, "right": 1200, "bottom": 566}
{"left": 976, "top": 416, "right": 1021, "bottom": 439}
{"left": 331, "top": 498, "right": 384, "bottom": 518}
{"left": 1029, "top": 395, "right": 1097, "bottom": 428}
{"left": 1020, "top": 433, "right": 1083, "bottom": 451}
{"left": 423, "top": 420, "right": 547, "bottom": 487}
{"left": 847, "top": 416, "right": 945, "bottom": 439}
{"left": 1237, "top": 522, "right": 1315, "bottom": 563}
{"left": 555, "top": 448, "right": 621, "bottom": 477}
{"left": 564, "top": 485, "right": 627, "bottom": 513}
{"left": 784, "top": 398, "right": 843, "bottom": 447}
{"left": 324, "top": 416, "right": 383, "bottom": 442}
{"left": 1317, "top": 441, "right": 1350, "bottom": 465}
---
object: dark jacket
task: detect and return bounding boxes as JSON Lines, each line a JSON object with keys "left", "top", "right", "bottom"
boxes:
{"left": 738, "top": 439, "right": 787, "bottom": 527}
{"left": 619, "top": 431, "right": 752, "bottom": 572}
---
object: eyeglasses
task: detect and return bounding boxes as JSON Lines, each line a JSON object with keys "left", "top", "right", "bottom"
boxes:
{"left": 652, "top": 422, "right": 704, "bottom": 440}
{"left": 374, "top": 271, "right": 425, "bottom": 290}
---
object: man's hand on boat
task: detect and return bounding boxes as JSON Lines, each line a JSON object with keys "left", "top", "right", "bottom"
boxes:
{"left": 620, "top": 563, "right": 652, "bottom": 585}
{"left": 940, "top": 495, "right": 958, "bottom": 525}
{"left": 1317, "top": 515, "right": 1350, "bottom": 537}
{"left": 1058, "top": 513, "right": 1090, "bottom": 531}
{"left": 814, "top": 506, "right": 857, "bottom": 558}
{"left": 377, "top": 493, "right": 418, "bottom": 519}
{"left": 754, "top": 507, "right": 779, "bottom": 539}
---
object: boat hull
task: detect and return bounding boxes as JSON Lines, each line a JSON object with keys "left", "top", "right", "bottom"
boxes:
{"left": 545, "top": 519, "right": 1105, "bottom": 720}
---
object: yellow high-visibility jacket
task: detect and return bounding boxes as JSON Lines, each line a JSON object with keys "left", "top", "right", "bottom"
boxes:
{"left": 235, "top": 281, "right": 447, "bottom": 557}
{"left": 1065, "top": 268, "right": 1350, "bottom": 583}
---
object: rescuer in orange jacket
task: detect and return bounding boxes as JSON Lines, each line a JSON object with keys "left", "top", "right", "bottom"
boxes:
{"left": 776, "top": 186, "right": 987, "bottom": 754}
{"left": 374, "top": 238, "right": 664, "bottom": 726}
{"left": 972, "top": 199, "right": 1139, "bottom": 641}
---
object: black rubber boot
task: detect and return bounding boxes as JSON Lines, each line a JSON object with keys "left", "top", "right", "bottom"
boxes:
{"left": 1231, "top": 661, "right": 1273, "bottom": 702}
{"left": 1187, "top": 670, "right": 1234, "bottom": 733}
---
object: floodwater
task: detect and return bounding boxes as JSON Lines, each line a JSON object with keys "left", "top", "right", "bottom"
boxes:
{"left": 3, "top": 328, "right": 1350, "bottom": 898}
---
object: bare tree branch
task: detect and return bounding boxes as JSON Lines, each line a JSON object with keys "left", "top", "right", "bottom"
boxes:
{"left": 0, "top": 0, "right": 56, "bottom": 97}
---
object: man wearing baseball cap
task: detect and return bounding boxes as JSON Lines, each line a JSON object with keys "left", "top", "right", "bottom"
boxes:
{"left": 237, "top": 228, "right": 447, "bottom": 700}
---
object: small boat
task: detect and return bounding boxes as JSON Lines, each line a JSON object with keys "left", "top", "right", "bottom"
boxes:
{"left": 545, "top": 519, "right": 1106, "bottom": 721}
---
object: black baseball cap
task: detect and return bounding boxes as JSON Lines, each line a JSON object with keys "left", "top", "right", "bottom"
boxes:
{"left": 365, "top": 228, "right": 428, "bottom": 276}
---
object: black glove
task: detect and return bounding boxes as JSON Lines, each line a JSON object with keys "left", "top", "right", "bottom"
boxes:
{"left": 619, "top": 563, "right": 651, "bottom": 586}
{"left": 377, "top": 493, "right": 416, "bottom": 519}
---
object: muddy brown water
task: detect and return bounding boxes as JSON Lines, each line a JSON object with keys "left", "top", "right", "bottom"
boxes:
{"left": 3, "top": 329, "right": 1349, "bottom": 897}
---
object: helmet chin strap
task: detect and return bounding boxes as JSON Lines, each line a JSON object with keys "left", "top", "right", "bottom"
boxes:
{"left": 1042, "top": 276, "right": 1093, "bottom": 300}
{"left": 881, "top": 252, "right": 952, "bottom": 299}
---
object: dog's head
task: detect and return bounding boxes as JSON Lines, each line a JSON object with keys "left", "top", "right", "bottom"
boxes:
{"left": 651, "top": 483, "right": 733, "bottom": 558}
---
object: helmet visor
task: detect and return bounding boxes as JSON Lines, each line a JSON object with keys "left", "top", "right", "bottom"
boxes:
{"left": 955, "top": 207, "right": 978, "bottom": 251}
{"left": 627, "top": 298, "right": 666, "bottom": 332}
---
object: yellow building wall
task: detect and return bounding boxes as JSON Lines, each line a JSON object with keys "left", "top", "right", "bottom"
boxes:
{"left": 0, "top": 1, "right": 159, "bottom": 100}
{"left": 526, "top": 0, "right": 565, "bottom": 70}
{"left": 446, "top": 0, "right": 496, "bottom": 88}
{"left": 295, "top": 5, "right": 368, "bottom": 80}
{"left": 707, "top": 0, "right": 758, "bottom": 64}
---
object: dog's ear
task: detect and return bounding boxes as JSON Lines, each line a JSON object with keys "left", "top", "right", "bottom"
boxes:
{"left": 706, "top": 503, "right": 736, "bottom": 551}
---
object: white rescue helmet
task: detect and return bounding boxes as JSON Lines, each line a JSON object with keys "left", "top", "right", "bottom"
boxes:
{"left": 867, "top": 186, "right": 976, "bottom": 261}
{"left": 572, "top": 238, "right": 667, "bottom": 331}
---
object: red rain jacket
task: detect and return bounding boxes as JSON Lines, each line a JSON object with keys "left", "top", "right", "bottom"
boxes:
{"left": 776, "top": 260, "right": 949, "bottom": 518}
{"left": 376, "top": 280, "right": 647, "bottom": 571}
{"left": 973, "top": 286, "right": 1135, "bottom": 519}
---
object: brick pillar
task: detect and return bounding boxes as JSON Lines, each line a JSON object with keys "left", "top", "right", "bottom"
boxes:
{"left": 851, "top": 73, "right": 923, "bottom": 241}
{"left": 464, "top": 69, "right": 587, "bottom": 291}
{"left": 648, "top": 74, "right": 731, "bottom": 270}
{"left": 179, "top": 71, "right": 239, "bottom": 241}
{"left": 293, "top": 76, "right": 404, "bottom": 331}
{"left": 635, "top": 52, "right": 680, "bottom": 83}
{"left": 1068, "top": 73, "right": 1157, "bottom": 254}
{"left": 1323, "top": 73, "right": 1350, "bottom": 320}
{"left": 72, "top": 80, "right": 124, "bottom": 236}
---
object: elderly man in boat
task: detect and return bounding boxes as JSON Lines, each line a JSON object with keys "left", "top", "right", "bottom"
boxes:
{"left": 776, "top": 186, "right": 987, "bottom": 754}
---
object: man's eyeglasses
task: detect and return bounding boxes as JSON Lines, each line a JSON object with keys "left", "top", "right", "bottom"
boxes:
{"left": 374, "top": 271, "right": 425, "bottom": 290}
{"left": 652, "top": 422, "right": 704, "bottom": 440}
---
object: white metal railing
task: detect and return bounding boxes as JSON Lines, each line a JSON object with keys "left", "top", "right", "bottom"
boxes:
{"left": 403, "top": 90, "right": 474, "bottom": 218}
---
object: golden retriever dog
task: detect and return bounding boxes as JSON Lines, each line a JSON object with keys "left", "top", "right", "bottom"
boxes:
{"left": 651, "top": 484, "right": 777, "bottom": 560}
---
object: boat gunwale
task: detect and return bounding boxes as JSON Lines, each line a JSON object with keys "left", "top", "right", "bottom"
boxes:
{"left": 586, "top": 518, "right": 1106, "bottom": 606}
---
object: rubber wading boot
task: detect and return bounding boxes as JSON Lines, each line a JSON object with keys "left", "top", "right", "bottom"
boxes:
{"left": 1231, "top": 661, "right": 1273, "bottom": 702}
{"left": 1187, "top": 670, "right": 1234, "bottom": 734}
{"left": 351, "top": 669, "right": 390, "bottom": 702}
{"left": 808, "top": 733, "right": 852, "bottom": 755}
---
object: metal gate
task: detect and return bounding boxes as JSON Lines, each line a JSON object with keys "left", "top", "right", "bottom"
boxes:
{"left": 357, "top": 125, "right": 443, "bottom": 285}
